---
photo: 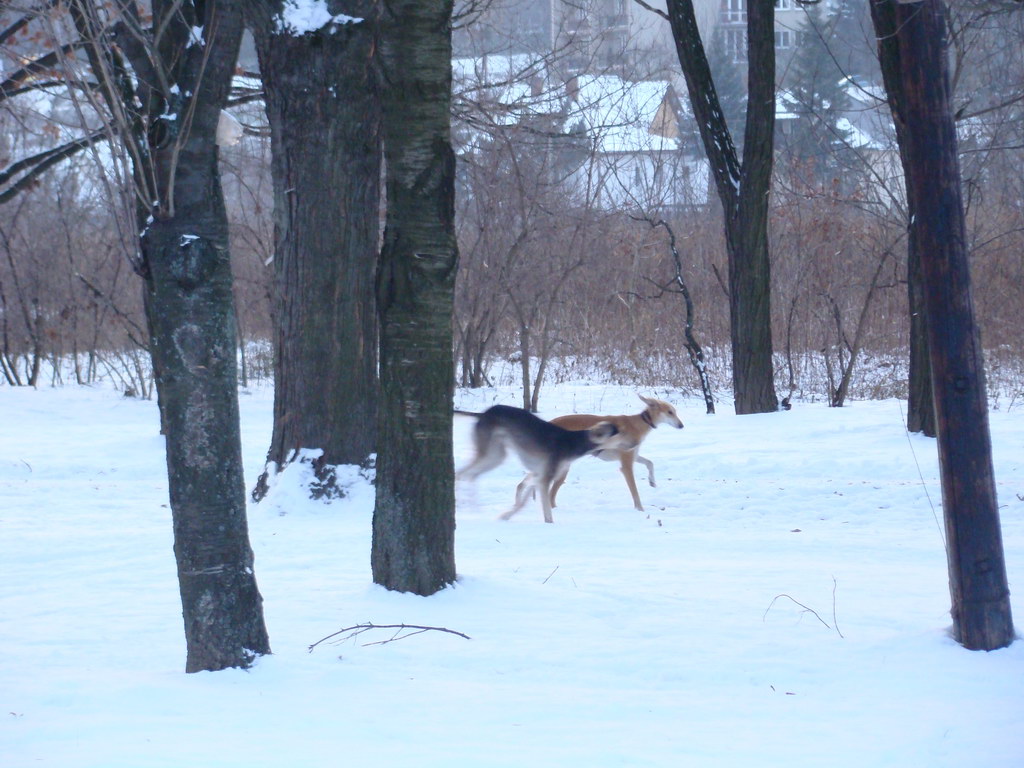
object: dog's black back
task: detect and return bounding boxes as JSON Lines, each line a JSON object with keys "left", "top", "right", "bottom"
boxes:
{"left": 474, "top": 405, "right": 614, "bottom": 464}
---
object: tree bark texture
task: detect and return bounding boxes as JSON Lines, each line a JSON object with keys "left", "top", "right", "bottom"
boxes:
{"left": 869, "top": 0, "right": 1013, "bottom": 651}
{"left": 371, "top": 0, "right": 458, "bottom": 595}
{"left": 906, "top": 234, "right": 936, "bottom": 435}
{"left": 666, "top": 0, "right": 778, "bottom": 414}
{"left": 249, "top": 1, "right": 381, "bottom": 497}
{"left": 870, "top": 0, "right": 936, "bottom": 437}
{"left": 140, "top": 1, "right": 270, "bottom": 672}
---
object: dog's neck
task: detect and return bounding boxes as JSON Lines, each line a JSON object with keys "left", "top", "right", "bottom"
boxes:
{"left": 641, "top": 409, "right": 655, "bottom": 429}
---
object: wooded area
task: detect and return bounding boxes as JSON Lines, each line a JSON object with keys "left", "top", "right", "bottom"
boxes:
{"left": 1, "top": 0, "right": 1020, "bottom": 665}
{"left": 4, "top": 3, "right": 1022, "bottom": 407}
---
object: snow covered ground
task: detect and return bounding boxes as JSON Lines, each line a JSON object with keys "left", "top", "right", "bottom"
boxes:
{"left": 2, "top": 383, "right": 1022, "bottom": 767}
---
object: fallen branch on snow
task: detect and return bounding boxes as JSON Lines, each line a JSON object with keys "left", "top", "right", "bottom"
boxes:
{"left": 763, "top": 579, "right": 844, "bottom": 639}
{"left": 308, "top": 623, "right": 471, "bottom": 652}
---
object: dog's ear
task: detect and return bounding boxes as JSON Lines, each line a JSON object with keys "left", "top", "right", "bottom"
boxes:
{"left": 638, "top": 393, "right": 655, "bottom": 406}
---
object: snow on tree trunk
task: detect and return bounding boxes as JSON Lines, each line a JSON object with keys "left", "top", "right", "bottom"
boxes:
{"left": 248, "top": 0, "right": 381, "bottom": 501}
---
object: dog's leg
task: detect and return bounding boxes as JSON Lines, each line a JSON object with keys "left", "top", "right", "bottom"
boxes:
{"left": 512, "top": 474, "right": 536, "bottom": 510}
{"left": 501, "top": 469, "right": 538, "bottom": 522}
{"left": 537, "top": 460, "right": 572, "bottom": 523}
{"left": 537, "top": 477, "right": 556, "bottom": 523}
{"left": 636, "top": 454, "right": 656, "bottom": 487}
{"left": 619, "top": 451, "right": 644, "bottom": 512}
{"left": 456, "top": 439, "right": 506, "bottom": 482}
{"left": 499, "top": 476, "right": 536, "bottom": 521}
{"left": 548, "top": 465, "right": 570, "bottom": 508}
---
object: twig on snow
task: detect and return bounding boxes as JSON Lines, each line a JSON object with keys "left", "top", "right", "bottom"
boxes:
{"left": 308, "top": 623, "right": 471, "bottom": 653}
{"left": 831, "top": 577, "right": 844, "bottom": 639}
{"left": 764, "top": 587, "right": 844, "bottom": 639}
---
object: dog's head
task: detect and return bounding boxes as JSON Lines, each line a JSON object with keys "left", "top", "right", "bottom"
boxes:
{"left": 639, "top": 394, "right": 684, "bottom": 429}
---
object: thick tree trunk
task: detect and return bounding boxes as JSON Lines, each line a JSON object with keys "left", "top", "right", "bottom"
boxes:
{"left": 869, "top": 0, "right": 1013, "bottom": 651}
{"left": 140, "top": 1, "right": 270, "bottom": 671}
{"left": 249, "top": 2, "right": 380, "bottom": 499}
{"left": 728, "top": 0, "right": 777, "bottom": 415}
{"left": 145, "top": 222, "right": 270, "bottom": 673}
{"left": 725, "top": 207, "right": 776, "bottom": 414}
{"left": 666, "top": 0, "right": 778, "bottom": 414}
{"left": 371, "top": 0, "right": 458, "bottom": 595}
{"left": 870, "top": 0, "right": 935, "bottom": 437}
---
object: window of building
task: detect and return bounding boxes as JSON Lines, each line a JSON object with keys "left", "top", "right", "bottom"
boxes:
{"left": 724, "top": 27, "right": 747, "bottom": 62}
{"left": 721, "top": 0, "right": 794, "bottom": 23}
{"left": 721, "top": 0, "right": 746, "bottom": 25}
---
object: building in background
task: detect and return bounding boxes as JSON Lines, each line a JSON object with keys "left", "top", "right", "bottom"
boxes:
{"left": 454, "top": 0, "right": 817, "bottom": 79}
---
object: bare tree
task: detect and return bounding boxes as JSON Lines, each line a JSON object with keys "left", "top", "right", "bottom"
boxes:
{"left": 662, "top": 0, "right": 779, "bottom": 414}
{"left": 869, "top": 0, "right": 1013, "bottom": 651}
{"left": 451, "top": 54, "right": 598, "bottom": 410}
{"left": 451, "top": 45, "right": 704, "bottom": 407}
{"left": 631, "top": 217, "right": 715, "bottom": 413}
{"left": 38, "top": 0, "right": 273, "bottom": 671}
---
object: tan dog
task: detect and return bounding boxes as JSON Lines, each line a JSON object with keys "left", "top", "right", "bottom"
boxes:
{"left": 514, "top": 395, "right": 683, "bottom": 512}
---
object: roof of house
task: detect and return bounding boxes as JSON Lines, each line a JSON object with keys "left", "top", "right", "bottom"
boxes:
{"left": 565, "top": 74, "right": 682, "bottom": 155}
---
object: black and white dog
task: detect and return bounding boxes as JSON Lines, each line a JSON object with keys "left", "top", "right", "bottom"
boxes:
{"left": 456, "top": 405, "right": 632, "bottom": 523}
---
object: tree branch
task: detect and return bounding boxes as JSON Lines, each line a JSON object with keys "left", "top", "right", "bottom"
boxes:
{"left": 308, "top": 623, "right": 471, "bottom": 652}
{"left": 0, "top": 130, "right": 109, "bottom": 205}
{"left": 0, "top": 43, "right": 84, "bottom": 104}
{"left": 75, "top": 273, "right": 150, "bottom": 344}
{"left": 631, "top": 0, "right": 669, "bottom": 22}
